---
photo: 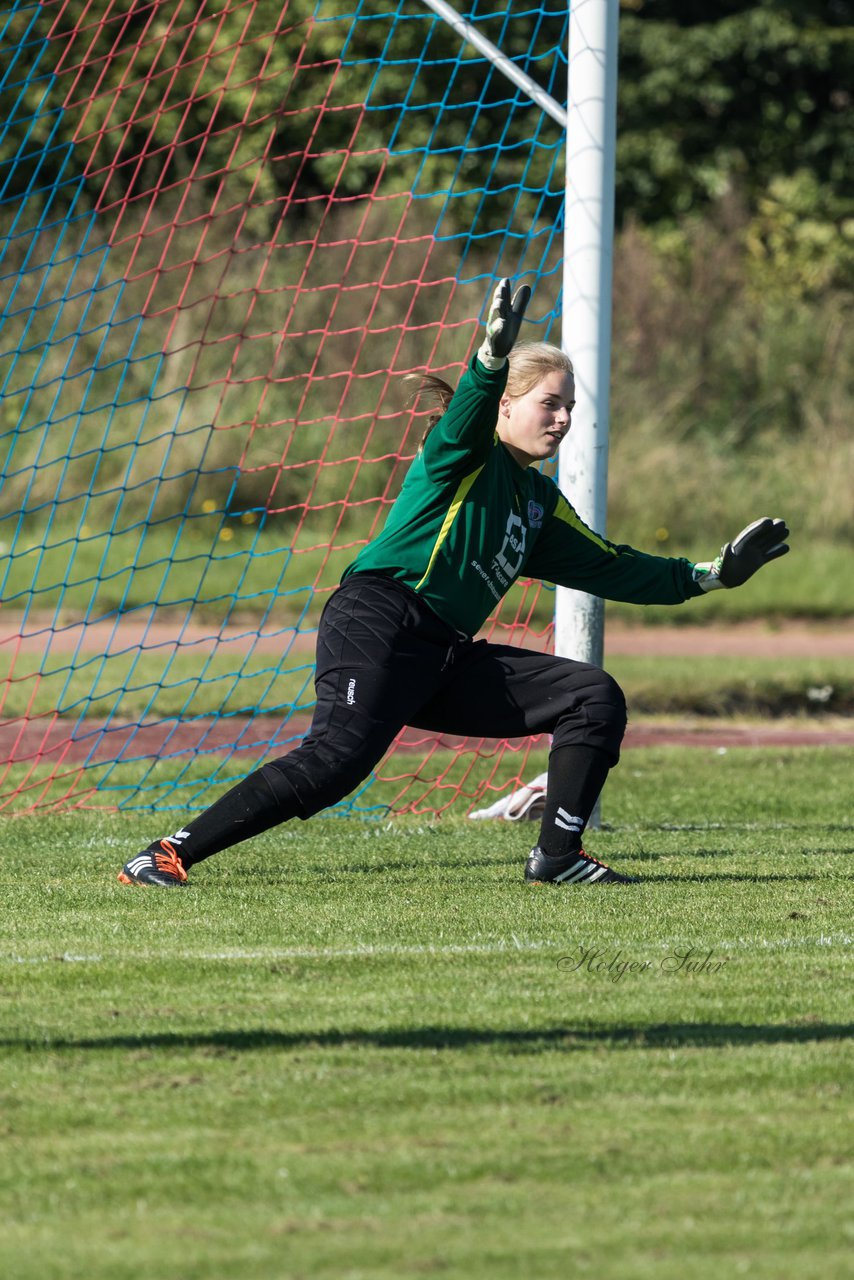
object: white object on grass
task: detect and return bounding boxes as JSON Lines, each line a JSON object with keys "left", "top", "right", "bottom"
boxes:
{"left": 469, "top": 772, "right": 549, "bottom": 821}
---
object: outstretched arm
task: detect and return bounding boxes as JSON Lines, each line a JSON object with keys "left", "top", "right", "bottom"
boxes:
{"left": 526, "top": 497, "right": 790, "bottom": 607}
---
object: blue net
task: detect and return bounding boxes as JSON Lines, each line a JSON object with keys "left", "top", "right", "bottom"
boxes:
{"left": 0, "top": 0, "right": 568, "bottom": 814}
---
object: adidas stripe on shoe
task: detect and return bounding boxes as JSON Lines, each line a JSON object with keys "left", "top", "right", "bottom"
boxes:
{"left": 118, "top": 841, "right": 188, "bottom": 887}
{"left": 524, "top": 846, "right": 637, "bottom": 885}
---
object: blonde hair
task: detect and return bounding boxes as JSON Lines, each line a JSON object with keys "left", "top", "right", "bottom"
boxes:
{"left": 408, "top": 342, "right": 573, "bottom": 446}
{"left": 506, "top": 342, "right": 573, "bottom": 397}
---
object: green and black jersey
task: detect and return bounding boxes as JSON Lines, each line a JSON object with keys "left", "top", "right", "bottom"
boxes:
{"left": 344, "top": 355, "right": 704, "bottom": 636}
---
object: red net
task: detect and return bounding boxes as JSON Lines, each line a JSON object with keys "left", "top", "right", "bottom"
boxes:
{"left": 1, "top": 0, "right": 568, "bottom": 814}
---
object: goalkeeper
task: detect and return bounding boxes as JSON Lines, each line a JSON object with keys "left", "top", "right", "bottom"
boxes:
{"left": 119, "top": 280, "right": 789, "bottom": 888}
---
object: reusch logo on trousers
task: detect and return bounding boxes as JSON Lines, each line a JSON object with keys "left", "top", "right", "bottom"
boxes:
{"left": 346, "top": 678, "right": 356, "bottom": 705}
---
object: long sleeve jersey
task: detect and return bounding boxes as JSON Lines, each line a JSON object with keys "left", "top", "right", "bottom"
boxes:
{"left": 343, "top": 355, "right": 705, "bottom": 636}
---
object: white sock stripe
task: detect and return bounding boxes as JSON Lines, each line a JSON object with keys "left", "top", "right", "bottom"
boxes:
{"left": 555, "top": 807, "right": 583, "bottom": 831}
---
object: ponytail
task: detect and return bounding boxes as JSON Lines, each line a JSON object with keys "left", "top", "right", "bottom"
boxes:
{"left": 405, "top": 373, "right": 456, "bottom": 448}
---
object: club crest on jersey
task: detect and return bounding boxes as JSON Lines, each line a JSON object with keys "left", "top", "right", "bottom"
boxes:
{"left": 495, "top": 511, "right": 527, "bottom": 578}
{"left": 528, "top": 500, "right": 544, "bottom": 529}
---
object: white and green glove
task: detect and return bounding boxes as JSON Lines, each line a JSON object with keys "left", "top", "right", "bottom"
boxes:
{"left": 693, "top": 517, "right": 790, "bottom": 591}
{"left": 477, "top": 277, "right": 531, "bottom": 371}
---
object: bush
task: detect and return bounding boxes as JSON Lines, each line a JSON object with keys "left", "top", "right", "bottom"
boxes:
{"left": 608, "top": 197, "right": 853, "bottom": 544}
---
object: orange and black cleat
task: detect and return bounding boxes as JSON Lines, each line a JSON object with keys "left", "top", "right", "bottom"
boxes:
{"left": 118, "top": 840, "right": 188, "bottom": 887}
{"left": 524, "top": 846, "right": 637, "bottom": 885}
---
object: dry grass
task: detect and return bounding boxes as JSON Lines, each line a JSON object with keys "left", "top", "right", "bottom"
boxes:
{"left": 3, "top": 199, "right": 852, "bottom": 547}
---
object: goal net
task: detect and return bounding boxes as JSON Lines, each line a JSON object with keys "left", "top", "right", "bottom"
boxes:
{"left": 1, "top": 0, "right": 568, "bottom": 816}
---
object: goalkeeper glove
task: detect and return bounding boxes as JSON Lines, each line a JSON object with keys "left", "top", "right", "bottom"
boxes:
{"left": 693, "top": 517, "right": 790, "bottom": 591}
{"left": 477, "top": 278, "right": 531, "bottom": 371}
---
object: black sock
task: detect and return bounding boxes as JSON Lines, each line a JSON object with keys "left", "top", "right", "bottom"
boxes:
{"left": 536, "top": 744, "right": 612, "bottom": 859}
{"left": 149, "top": 765, "right": 299, "bottom": 867}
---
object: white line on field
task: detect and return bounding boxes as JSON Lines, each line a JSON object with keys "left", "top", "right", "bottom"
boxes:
{"left": 0, "top": 938, "right": 557, "bottom": 965}
{"left": 1, "top": 933, "right": 852, "bottom": 965}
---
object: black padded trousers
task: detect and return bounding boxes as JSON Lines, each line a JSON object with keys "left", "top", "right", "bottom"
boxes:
{"left": 266, "top": 573, "right": 627, "bottom": 818}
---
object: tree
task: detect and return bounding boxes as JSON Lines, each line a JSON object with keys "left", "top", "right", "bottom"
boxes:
{"left": 617, "top": 1, "right": 853, "bottom": 223}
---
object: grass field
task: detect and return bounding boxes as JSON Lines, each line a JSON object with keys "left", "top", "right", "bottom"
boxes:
{"left": 1, "top": 745, "right": 851, "bottom": 1279}
{"left": 2, "top": 518, "right": 852, "bottom": 627}
{"left": 3, "top": 647, "right": 853, "bottom": 724}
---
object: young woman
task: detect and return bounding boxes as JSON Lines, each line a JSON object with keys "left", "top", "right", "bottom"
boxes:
{"left": 119, "top": 280, "right": 789, "bottom": 888}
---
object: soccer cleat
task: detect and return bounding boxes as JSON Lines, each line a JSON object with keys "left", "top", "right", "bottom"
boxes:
{"left": 524, "top": 845, "right": 637, "bottom": 885}
{"left": 118, "top": 841, "right": 189, "bottom": 887}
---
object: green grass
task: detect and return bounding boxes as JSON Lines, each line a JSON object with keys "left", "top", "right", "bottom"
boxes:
{"left": 0, "top": 517, "right": 353, "bottom": 626}
{"left": 605, "top": 652, "right": 854, "bottom": 716}
{"left": 1, "top": 747, "right": 852, "bottom": 1278}
{"left": 0, "top": 647, "right": 315, "bottom": 721}
{"left": 606, "top": 539, "right": 852, "bottom": 624}
{"left": 1, "top": 515, "right": 851, "bottom": 626}
{"left": 3, "top": 648, "right": 852, "bottom": 723}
